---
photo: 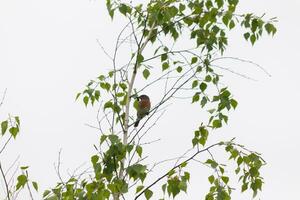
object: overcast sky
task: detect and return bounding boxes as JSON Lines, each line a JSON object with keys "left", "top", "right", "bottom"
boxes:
{"left": 0, "top": 0, "right": 299, "bottom": 199}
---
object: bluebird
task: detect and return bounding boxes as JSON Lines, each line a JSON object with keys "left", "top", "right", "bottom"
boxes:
{"left": 134, "top": 95, "right": 151, "bottom": 127}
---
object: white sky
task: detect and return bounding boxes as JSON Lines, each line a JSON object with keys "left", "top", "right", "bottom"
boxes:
{"left": 0, "top": 0, "right": 299, "bottom": 199}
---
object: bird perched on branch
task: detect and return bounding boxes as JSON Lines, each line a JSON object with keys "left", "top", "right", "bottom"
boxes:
{"left": 134, "top": 95, "right": 151, "bottom": 127}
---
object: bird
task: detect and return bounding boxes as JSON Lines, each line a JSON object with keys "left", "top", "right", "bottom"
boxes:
{"left": 134, "top": 95, "right": 151, "bottom": 127}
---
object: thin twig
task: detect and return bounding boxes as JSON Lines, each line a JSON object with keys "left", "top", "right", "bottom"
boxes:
{"left": 24, "top": 171, "right": 34, "bottom": 200}
{"left": 54, "top": 149, "right": 66, "bottom": 186}
{"left": 0, "top": 88, "right": 7, "bottom": 108}
{"left": 96, "top": 39, "right": 113, "bottom": 61}
{"left": 135, "top": 142, "right": 222, "bottom": 199}
{"left": 0, "top": 135, "right": 13, "bottom": 155}
{"left": 0, "top": 162, "right": 11, "bottom": 200}
{"left": 5, "top": 156, "right": 19, "bottom": 174}
{"left": 212, "top": 56, "right": 271, "bottom": 77}
{"left": 212, "top": 64, "right": 257, "bottom": 81}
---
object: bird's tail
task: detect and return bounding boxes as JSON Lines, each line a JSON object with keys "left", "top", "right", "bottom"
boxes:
{"left": 134, "top": 119, "right": 140, "bottom": 127}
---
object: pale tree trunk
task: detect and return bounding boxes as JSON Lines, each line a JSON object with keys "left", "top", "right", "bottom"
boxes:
{"left": 113, "top": 23, "right": 156, "bottom": 200}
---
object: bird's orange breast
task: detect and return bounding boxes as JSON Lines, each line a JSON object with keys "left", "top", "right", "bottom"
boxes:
{"left": 139, "top": 99, "right": 151, "bottom": 110}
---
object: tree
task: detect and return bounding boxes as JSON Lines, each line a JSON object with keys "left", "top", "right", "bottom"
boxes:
{"left": 3, "top": 0, "right": 277, "bottom": 199}
{"left": 0, "top": 90, "right": 38, "bottom": 200}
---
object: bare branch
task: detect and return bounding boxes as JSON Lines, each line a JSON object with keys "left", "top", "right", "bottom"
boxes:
{"left": 212, "top": 56, "right": 271, "bottom": 77}
{"left": 96, "top": 39, "right": 113, "bottom": 61}
{"left": 0, "top": 88, "right": 7, "bottom": 108}
{"left": 24, "top": 171, "right": 34, "bottom": 200}
{"left": 0, "top": 162, "right": 11, "bottom": 200}
{"left": 54, "top": 149, "right": 66, "bottom": 187}
{"left": 0, "top": 135, "right": 13, "bottom": 155}
{"left": 212, "top": 64, "right": 258, "bottom": 81}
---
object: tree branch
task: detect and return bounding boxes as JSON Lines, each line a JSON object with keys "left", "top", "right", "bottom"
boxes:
{"left": 0, "top": 162, "right": 11, "bottom": 200}
{"left": 134, "top": 142, "right": 222, "bottom": 199}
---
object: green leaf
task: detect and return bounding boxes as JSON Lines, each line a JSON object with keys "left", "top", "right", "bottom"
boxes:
{"left": 108, "top": 134, "right": 120, "bottom": 144}
{"left": 206, "top": 159, "right": 218, "bottom": 168}
{"left": 171, "top": 29, "right": 179, "bottom": 40}
{"left": 91, "top": 155, "right": 99, "bottom": 166}
{"left": 136, "top": 185, "right": 144, "bottom": 193}
{"left": 254, "top": 178, "right": 263, "bottom": 191}
{"left": 94, "top": 90, "right": 100, "bottom": 101}
{"left": 222, "top": 14, "right": 230, "bottom": 26}
{"left": 250, "top": 34, "right": 256, "bottom": 45}
{"left": 242, "top": 182, "right": 248, "bottom": 192}
{"left": 230, "top": 99, "right": 238, "bottom": 109}
{"left": 43, "top": 190, "right": 51, "bottom": 198}
{"left": 192, "top": 80, "right": 198, "bottom": 88}
{"left": 104, "top": 82, "right": 111, "bottom": 91}
{"left": 75, "top": 92, "right": 81, "bottom": 100}
{"left": 104, "top": 101, "right": 113, "bottom": 110}
{"left": 98, "top": 74, "right": 105, "bottom": 81}
{"left": 229, "top": 20, "right": 235, "bottom": 29}
{"left": 176, "top": 66, "right": 183, "bottom": 73}
{"left": 168, "top": 169, "right": 176, "bottom": 177}
{"left": 133, "top": 99, "right": 139, "bottom": 110}
{"left": 183, "top": 172, "right": 190, "bottom": 182}
{"left": 119, "top": 4, "right": 131, "bottom": 16}
{"left": 167, "top": 177, "right": 181, "bottom": 197}
{"left": 16, "top": 174, "right": 28, "bottom": 190}
{"left": 119, "top": 83, "right": 127, "bottom": 91}
{"left": 191, "top": 57, "right": 198, "bottom": 64}
{"left": 265, "top": 23, "right": 277, "bottom": 35}
{"left": 127, "top": 144, "right": 134, "bottom": 153}
{"left": 219, "top": 166, "right": 225, "bottom": 174}
{"left": 162, "top": 62, "right": 169, "bottom": 71}
{"left": 199, "top": 127, "right": 208, "bottom": 146}
{"left": 144, "top": 189, "right": 153, "bottom": 200}
{"left": 15, "top": 116, "right": 20, "bottom": 125}
{"left": 208, "top": 175, "right": 215, "bottom": 184}
{"left": 200, "top": 82, "right": 207, "bottom": 92}
{"left": 215, "top": 0, "right": 224, "bottom": 8}
{"left": 206, "top": 193, "right": 214, "bottom": 200}
{"left": 9, "top": 127, "right": 19, "bottom": 138}
{"left": 127, "top": 164, "right": 147, "bottom": 181}
{"left": 137, "top": 54, "right": 144, "bottom": 64}
{"left": 143, "top": 69, "right": 150, "bottom": 79}
{"left": 1, "top": 120, "right": 8, "bottom": 135}
{"left": 32, "top": 181, "right": 38, "bottom": 191}
{"left": 178, "top": 180, "right": 187, "bottom": 192}
{"left": 108, "top": 179, "right": 128, "bottom": 194}
{"left": 20, "top": 166, "right": 29, "bottom": 170}
{"left": 192, "top": 137, "right": 198, "bottom": 147}
{"left": 221, "top": 176, "right": 229, "bottom": 184}
{"left": 205, "top": 75, "right": 212, "bottom": 82}
{"left": 229, "top": 149, "right": 239, "bottom": 159}
{"left": 100, "top": 134, "right": 107, "bottom": 144}
{"left": 106, "top": 0, "right": 115, "bottom": 19}
{"left": 179, "top": 3, "right": 186, "bottom": 12}
{"left": 212, "top": 119, "right": 222, "bottom": 128}
{"left": 244, "top": 32, "right": 250, "bottom": 40}
{"left": 162, "top": 184, "right": 167, "bottom": 193}
{"left": 180, "top": 161, "right": 187, "bottom": 168}
{"left": 136, "top": 145, "right": 143, "bottom": 158}
{"left": 235, "top": 167, "right": 241, "bottom": 174}
{"left": 83, "top": 96, "right": 89, "bottom": 106}
{"left": 249, "top": 167, "right": 259, "bottom": 177}
{"left": 161, "top": 53, "right": 168, "bottom": 62}
{"left": 194, "top": 130, "right": 200, "bottom": 137}
{"left": 192, "top": 93, "right": 200, "bottom": 103}
{"left": 201, "top": 96, "right": 208, "bottom": 107}
{"left": 237, "top": 156, "right": 243, "bottom": 166}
